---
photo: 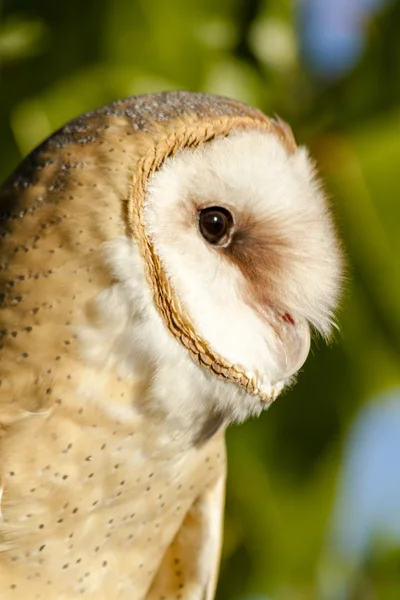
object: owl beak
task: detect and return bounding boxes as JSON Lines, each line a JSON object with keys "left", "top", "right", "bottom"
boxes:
{"left": 248, "top": 303, "right": 312, "bottom": 405}
{"left": 273, "top": 316, "right": 311, "bottom": 383}
{"left": 254, "top": 303, "right": 311, "bottom": 388}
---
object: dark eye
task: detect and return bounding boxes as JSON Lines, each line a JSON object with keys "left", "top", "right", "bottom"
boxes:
{"left": 198, "top": 206, "right": 233, "bottom": 246}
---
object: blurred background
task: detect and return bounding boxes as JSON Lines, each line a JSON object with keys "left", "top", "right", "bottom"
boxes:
{"left": 1, "top": 0, "right": 400, "bottom": 598}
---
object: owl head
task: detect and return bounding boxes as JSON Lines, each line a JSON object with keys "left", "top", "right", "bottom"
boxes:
{"left": 54, "top": 93, "right": 343, "bottom": 432}
{"left": 77, "top": 95, "right": 339, "bottom": 434}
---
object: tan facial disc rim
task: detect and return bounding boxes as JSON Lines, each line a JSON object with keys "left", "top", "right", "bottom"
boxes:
{"left": 127, "top": 114, "right": 296, "bottom": 402}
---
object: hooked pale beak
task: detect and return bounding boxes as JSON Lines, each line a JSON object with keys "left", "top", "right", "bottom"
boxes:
{"left": 254, "top": 304, "right": 311, "bottom": 389}
{"left": 273, "top": 315, "right": 311, "bottom": 383}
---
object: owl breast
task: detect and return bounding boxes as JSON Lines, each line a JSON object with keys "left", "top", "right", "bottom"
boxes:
{"left": 0, "top": 388, "right": 225, "bottom": 598}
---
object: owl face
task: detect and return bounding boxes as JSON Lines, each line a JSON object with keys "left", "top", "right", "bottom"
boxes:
{"left": 143, "top": 129, "right": 342, "bottom": 409}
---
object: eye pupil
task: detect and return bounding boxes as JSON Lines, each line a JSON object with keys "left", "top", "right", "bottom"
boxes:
{"left": 204, "top": 213, "right": 225, "bottom": 236}
{"left": 198, "top": 207, "right": 233, "bottom": 246}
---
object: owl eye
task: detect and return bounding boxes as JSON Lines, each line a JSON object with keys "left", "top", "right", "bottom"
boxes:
{"left": 198, "top": 206, "right": 233, "bottom": 246}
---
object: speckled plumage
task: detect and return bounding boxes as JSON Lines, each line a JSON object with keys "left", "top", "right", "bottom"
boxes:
{"left": 0, "top": 91, "right": 342, "bottom": 599}
{"left": 0, "top": 92, "right": 239, "bottom": 600}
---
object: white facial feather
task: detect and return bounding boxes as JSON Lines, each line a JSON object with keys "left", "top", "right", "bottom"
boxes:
{"left": 78, "top": 130, "right": 342, "bottom": 430}
{"left": 143, "top": 130, "right": 342, "bottom": 397}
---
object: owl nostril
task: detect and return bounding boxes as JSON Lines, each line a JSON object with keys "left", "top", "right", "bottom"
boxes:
{"left": 282, "top": 313, "right": 295, "bottom": 326}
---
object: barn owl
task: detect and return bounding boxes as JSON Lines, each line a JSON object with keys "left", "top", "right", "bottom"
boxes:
{"left": 0, "top": 91, "right": 342, "bottom": 599}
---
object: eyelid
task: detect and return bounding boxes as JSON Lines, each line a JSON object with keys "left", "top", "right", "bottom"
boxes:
{"left": 196, "top": 203, "right": 235, "bottom": 224}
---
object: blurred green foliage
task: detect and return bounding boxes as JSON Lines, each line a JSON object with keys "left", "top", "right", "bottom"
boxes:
{"left": 1, "top": 0, "right": 400, "bottom": 598}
